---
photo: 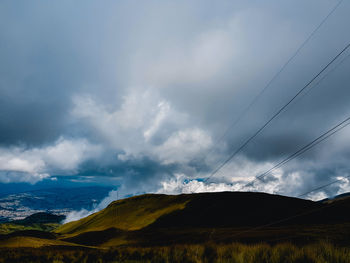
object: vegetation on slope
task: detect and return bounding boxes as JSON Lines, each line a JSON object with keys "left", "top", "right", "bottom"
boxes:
{"left": 0, "top": 212, "right": 64, "bottom": 235}
{"left": 15, "top": 212, "right": 65, "bottom": 224}
{"left": 52, "top": 192, "right": 350, "bottom": 247}
{"left": 0, "top": 236, "right": 81, "bottom": 248}
{"left": 56, "top": 192, "right": 316, "bottom": 237}
{"left": 1, "top": 241, "right": 350, "bottom": 263}
{"left": 1, "top": 191, "right": 350, "bottom": 262}
{"left": 56, "top": 194, "right": 190, "bottom": 235}
{"left": 0, "top": 222, "right": 60, "bottom": 235}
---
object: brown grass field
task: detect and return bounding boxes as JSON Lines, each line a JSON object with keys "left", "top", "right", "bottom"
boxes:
{"left": 1, "top": 242, "right": 350, "bottom": 263}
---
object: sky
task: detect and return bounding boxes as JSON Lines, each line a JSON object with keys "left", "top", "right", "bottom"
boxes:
{"left": 1, "top": 0, "right": 350, "bottom": 201}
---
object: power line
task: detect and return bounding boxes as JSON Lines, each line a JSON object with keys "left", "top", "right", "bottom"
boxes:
{"left": 274, "top": 52, "right": 350, "bottom": 122}
{"left": 195, "top": 41, "right": 350, "bottom": 191}
{"left": 192, "top": 115, "right": 350, "bottom": 245}
{"left": 244, "top": 116, "right": 350, "bottom": 189}
{"left": 194, "top": 43, "right": 350, "bottom": 244}
{"left": 191, "top": 45, "right": 350, "bottom": 196}
{"left": 214, "top": 201, "right": 338, "bottom": 243}
{"left": 297, "top": 174, "right": 350, "bottom": 198}
{"left": 197, "top": 116, "right": 350, "bottom": 213}
{"left": 208, "top": 120, "right": 350, "bottom": 243}
{"left": 234, "top": 177, "right": 350, "bottom": 239}
{"left": 210, "top": 0, "right": 344, "bottom": 152}
{"left": 190, "top": 0, "right": 344, "bottom": 169}
{"left": 213, "top": 169, "right": 350, "bottom": 243}
{"left": 199, "top": 118, "right": 350, "bottom": 244}
{"left": 234, "top": 53, "right": 350, "bottom": 192}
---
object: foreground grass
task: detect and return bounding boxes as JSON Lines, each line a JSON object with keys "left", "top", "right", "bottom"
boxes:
{"left": 1, "top": 241, "right": 350, "bottom": 263}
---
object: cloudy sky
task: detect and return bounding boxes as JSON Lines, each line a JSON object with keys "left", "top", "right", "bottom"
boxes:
{"left": 1, "top": 0, "right": 350, "bottom": 200}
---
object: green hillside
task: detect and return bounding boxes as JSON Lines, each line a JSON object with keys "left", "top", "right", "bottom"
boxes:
{"left": 0, "top": 222, "right": 60, "bottom": 235}
{"left": 55, "top": 192, "right": 314, "bottom": 237}
{"left": 56, "top": 194, "right": 190, "bottom": 236}
{"left": 0, "top": 213, "right": 64, "bottom": 235}
{"left": 2, "top": 191, "right": 350, "bottom": 249}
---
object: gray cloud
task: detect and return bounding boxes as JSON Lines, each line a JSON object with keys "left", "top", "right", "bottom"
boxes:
{"left": 0, "top": 0, "right": 350, "bottom": 200}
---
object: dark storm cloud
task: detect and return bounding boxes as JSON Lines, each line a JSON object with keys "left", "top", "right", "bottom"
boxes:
{"left": 0, "top": 0, "right": 350, "bottom": 199}
{"left": 0, "top": 1, "right": 127, "bottom": 146}
{"left": 0, "top": 2, "right": 82, "bottom": 145}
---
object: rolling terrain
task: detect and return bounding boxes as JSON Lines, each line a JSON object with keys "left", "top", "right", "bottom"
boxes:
{"left": 0, "top": 186, "right": 112, "bottom": 221}
{"left": 0, "top": 212, "right": 65, "bottom": 235}
{"left": 1, "top": 191, "right": 350, "bottom": 249}
{"left": 55, "top": 192, "right": 350, "bottom": 247}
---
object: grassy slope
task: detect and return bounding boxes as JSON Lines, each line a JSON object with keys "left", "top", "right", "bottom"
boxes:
{"left": 0, "top": 222, "right": 60, "bottom": 235}
{"left": 4, "top": 192, "right": 350, "bottom": 248}
{"left": 0, "top": 212, "right": 64, "bottom": 234}
{"left": 55, "top": 191, "right": 350, "bottom": 248}
{"left": 0, "top": 236, "right": 81, "bottom": 248}
{"left": 56, "top": 192, "right": 319, "bottom": 237}
{"left": 54, "top": 192, "right": 318, "bottom": 247}
{"left": 56, "top": 194, "right": 190, "bottom": 236}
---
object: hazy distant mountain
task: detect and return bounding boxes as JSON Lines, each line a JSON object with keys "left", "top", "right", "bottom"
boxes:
{"left": 320, "top": 192, "right": 350, "bottom": 203}
{"left": 0, "top": 186, "right": 112, "bottom": 221}
{"left": 0, "top": 212, "right": 66, "bottom": 235}
{"left": 14, "top": 212, "right": 66, "bottom": 224}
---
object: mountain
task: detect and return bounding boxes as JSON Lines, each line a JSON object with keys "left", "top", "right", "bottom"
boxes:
{"left": 56, "top": 192, "right": 350, "bottom": 247}
{"left": 56, "top": 193, "right": 190, "bottom": 235}
{"left": 57, "top": 191, "right": 350, "bottom": 234}
{"left": 0, "top": 186, "right": 112, "bottom": 221}
{"left": 15, "top": 212, "right": 65, "bottom": 224}
{"left": 320, "top": 192, "right": 350, "bottom": 203}
{"left": 0, "top": 212, "right": 66, "bottom": 235}
{"left": 57, "top": 192, "right": 317, "bottom": 236}
{"left": 1, "top": 191, "right": 350, "bottom": 248}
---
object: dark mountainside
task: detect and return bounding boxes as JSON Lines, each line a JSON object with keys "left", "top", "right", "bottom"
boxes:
{"left": 14, "top": 212, "right": 65, "bottom": 224}
{"left": 147, "top": 192, "right": 339, "bottom": 228}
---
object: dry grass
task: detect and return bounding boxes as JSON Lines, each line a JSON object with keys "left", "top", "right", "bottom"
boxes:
{"left": 56, "top": 194, "right": 189, "bottom": 236}
{"left": 1, "top": 241, "right": 350, "bottom": 263}
{"left": 0, "top": 236, "right": 81, "bottom": 248}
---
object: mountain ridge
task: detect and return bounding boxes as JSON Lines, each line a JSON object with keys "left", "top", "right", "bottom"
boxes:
{"left": 2, "top": 191, "right": 350, "bottom": 248}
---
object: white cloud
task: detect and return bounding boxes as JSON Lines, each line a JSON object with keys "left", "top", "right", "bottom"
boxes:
{"left": 63, "top": 189, "right": 120, "bottom": 223}
{"left": 63, "top": 208, "right": 93, "bottom": 224}
{"left": 43, "top": 138, "right": 102, "bottom": 170}
{"left": 304, "top": 191, "right": 328, "bottom": 201}
{"left": 335, "top": 175, "right": 350, "bottom": 195}
{"left": 155, "top": 128, "right": 212, "bottom": 165}
{"left": 0, "top": 137, "right": 102, "bottom": 183}
{"left": 72, "top": 88, "right": 212, "bottom": 165}
{"left": 0, "top": 171, "right": 49, "bottom": 184}
{"left": 155, "top": 162, "right": 329, "bottom": 201}
{"left": 156, "top": 174, "right": 240, "bottom": 194}
{"left": 143, "top": 101, "right": 170, "bottom": 142}
{"left": 211, "top": 156, "right": 275, "bottom": 183}
{"left": 72, "top": 90, "right": 168, "bottom": 151}
{"left": 154, "top": 158, "right": 284, "bottom": 195}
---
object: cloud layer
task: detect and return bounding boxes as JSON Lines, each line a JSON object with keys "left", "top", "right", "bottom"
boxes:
{"left": 1, "top": 0, "right": 350, "bottom": 201}
{"left": 0, "top": 138, "right": 101, "bottom": 183}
